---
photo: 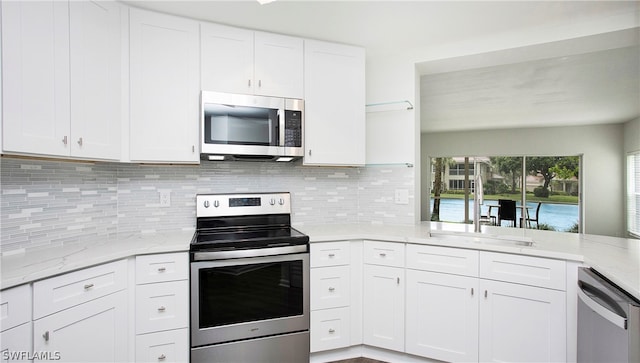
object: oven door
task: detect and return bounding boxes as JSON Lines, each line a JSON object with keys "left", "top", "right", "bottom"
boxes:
{"left": 190, "top": 252, "right": 309, "bottom": 347}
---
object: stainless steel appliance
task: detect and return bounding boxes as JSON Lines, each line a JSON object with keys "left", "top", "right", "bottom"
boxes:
{"left": 201, "top": 91, "right": 304, "bottom": 162}
{"left": 190, "top": 192, "right": 310, "bottom": 363}
{"left": 577, "top": 267, "right": 640, "bottom": 363}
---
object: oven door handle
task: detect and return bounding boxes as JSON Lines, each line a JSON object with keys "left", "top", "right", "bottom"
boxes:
{"left": 192, "top": 245, "right": 308, "bottom": 261}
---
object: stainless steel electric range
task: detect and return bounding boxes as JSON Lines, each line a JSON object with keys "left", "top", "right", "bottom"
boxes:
{"left": 190, "top": 192, "right": 310, "bottom": 363}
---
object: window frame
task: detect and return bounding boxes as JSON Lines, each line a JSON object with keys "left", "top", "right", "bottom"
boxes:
{"left": 627, "top": 151, "right": 640, "bottom": 238}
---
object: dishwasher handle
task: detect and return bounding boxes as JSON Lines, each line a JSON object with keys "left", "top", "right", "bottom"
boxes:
{"left": 578, "top": 280, "right": 627, "bottom": 329}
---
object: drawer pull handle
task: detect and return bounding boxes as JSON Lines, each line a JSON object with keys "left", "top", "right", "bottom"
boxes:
{"left": 485, "top": 290, "right": 488, "bottom": 298}
{"left": 84, "top": 283, "right": 94, "bottom": 290}
{"left": 43, "top": 331, "right": 50, "bottom": 342}
{"left": 158, "top": 267, "right": 166, "bottom": 272}
{"left": 471, "top": 288, "right": 474, "bottom": 296}
{"left": 328, "top": 253, "right": 335, "bottom": 258}
{"left": 328, "top": 329, "right": 335, "bottom": 334}
{"left": 158, "top": 354, "right": 166, "bottom": 361}
{"left": 328, "top": 287, "right": 335, "bottom": 292}
{"left": 379, "top": 253, "right": 387, "bottom": 257}
{"left": 158, "top": 306, "right": 166, "bottom": 312}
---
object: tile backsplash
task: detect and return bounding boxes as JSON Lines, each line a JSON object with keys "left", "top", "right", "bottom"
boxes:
{"left": 1, "top": 156, "right": 415, "bottom": 252}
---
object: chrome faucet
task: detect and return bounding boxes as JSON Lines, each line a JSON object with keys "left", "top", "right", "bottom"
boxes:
{"left": 474, "top": 174, "right": 483, "bottom": 233}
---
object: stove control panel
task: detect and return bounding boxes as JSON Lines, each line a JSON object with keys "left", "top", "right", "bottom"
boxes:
{"left": 196, "top": 192, "right": 291, "bottom": 217}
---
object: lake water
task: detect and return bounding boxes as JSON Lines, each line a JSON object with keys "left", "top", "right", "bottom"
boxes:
{"left": 430, "top": 198, "right": 579, "bottom": 232}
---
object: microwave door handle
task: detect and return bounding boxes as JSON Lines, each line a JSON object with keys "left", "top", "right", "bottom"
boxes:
{"left": 278, "top": 109, "right": 285, "bottom": 147}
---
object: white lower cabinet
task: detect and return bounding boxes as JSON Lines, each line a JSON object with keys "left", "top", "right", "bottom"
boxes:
{"left": 1, "top": 284, "right": 32, "bottom": 363}
{"left": 405, "top": 269, "right": 479, "bottom": 362}
{"left": 31, "top": 260, "right": 128, "bottom": 363}
{"left": 134, "top": 253, "right": 189, "bottom": 363}
{"left": 33, "top": 290, "right": 128, "bottom": 362}
{"left": 362, "top": 259, "right": 404, "bottom": 352}
{"left": 405, "top": 244, "right": 567, "bottom": 363}
{"left": 479, "top": 279, "right": 566, "bottom": 362}
{"left": 135, "top": 329, "right": 189, "bottom": 363}
{"left": 1, "top": 323, "right": 32, "bottom": 363}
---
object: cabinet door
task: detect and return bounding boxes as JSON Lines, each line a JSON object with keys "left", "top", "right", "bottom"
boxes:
{"left": 129, "top": 8, "right": 199, "bottom": 163}
{"left": 362, "top": 264, "right": 404, "bottom": 352}
{"left": 1, "top": 0, "right": 70, "bottom": 156}
{"left": 33, "top": 291, "right": 128, "bottom": 363}
{"left": 200, "top": 22, "right": 254, "bottom": 95}
{"left": 304, "top": 40, "right": 365, "bottom": 166}
{"left": 254, "top": 32, "right": 303, "bottom": 98}
{"left": 406, "top": 270, "right": 479, "bottom": 362}
{"left": 1, "top": 323, "right": 32, "bottom": 363}
{"left": 69, "top": 0, "right": 122, "bottom": 160}
{"left": 479, "top": 279, "right": 566, "bottom": 362}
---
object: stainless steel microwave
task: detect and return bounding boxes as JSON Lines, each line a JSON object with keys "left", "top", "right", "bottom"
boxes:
{"left": 200, "top": 91, "right": 304, "bottom": 162}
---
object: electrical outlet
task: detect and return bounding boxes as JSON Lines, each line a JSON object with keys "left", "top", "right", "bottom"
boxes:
{"left": 395, "top": 189, "right": 409, "bottom": 205}
{"left": 159, "top": 190, "right": 171, "bottom": 207}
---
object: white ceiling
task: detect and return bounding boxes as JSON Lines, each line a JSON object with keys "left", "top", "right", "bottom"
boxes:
{"left": 123, "top": 0, "right": 640, "bottom": 132}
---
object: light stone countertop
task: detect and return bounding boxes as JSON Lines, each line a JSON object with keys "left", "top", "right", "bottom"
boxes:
{"left": 0, "top": 230, "right": 193, "bottom": 290}
{"left": 298, "top": 222, "right": 640, "bottom": 301}
{"left": 2, "top": 222, "right": 639, "bottom": 302}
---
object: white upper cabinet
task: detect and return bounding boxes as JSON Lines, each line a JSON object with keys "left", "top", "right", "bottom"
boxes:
{"left": 200, "top": 23, "right": 303, "bottom": 98}
{"left": 304, "top": 40, "right": 365, "bottom": 166}
{"left": 1, "top": 0, "right": 122, "bottom": 160}
{"left": 2, "top": 1, "right": 71, "bottom": 157}
{"left": 69, "top": 0, "right": 122, "bottom": 160}
{"left": 129, "top": 8, "right": 199, "bottom": 163}
{"left": 200, "top": 23, "right": 254, "bottom": 95}
{"left": 253, "top": 32, "right": 303, "bottom": 98}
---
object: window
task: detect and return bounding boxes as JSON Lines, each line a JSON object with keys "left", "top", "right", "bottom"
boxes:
{"left": 628, "top": 152, "right": 640, "bottom": 238}
{"left": 430, "top": 155, "right": 580, "bottom": 232}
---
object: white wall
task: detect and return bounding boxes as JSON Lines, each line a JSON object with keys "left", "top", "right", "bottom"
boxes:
{"left": 421, "top": 124, "right": 625, "bottom": 237}
{"left": 624, "top": 117, "right": 640, "bottom": 153}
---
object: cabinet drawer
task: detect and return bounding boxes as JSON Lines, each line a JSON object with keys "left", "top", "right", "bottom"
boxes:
{"left": 479, "top": 252, "right": 566, "bottom": 290}
{"left": 363, "top": 240, "right": 405, "bottom": 267}
{"left": 407, "top": 244, "right": 479, "bottom": 277}
{"left": 136, "top": 281, "right": 189, "bottom": 334}
{"left": 135, "top": 328, "right": 189, "bottom": 363}
{"left": 136, "top": 252, "right": 189, "bottom": 284}
{"left": 33, "top": 259, "right": 127, "bottom": 319}
{"left": 310, "top": 307, "right": 350, "bottom": 353}
{"left": 311, "top": 266, "right": 350, "bottom": 310}
{"left": 310, "top": 241, "right": 350, "bottom": 267}
{"left": 1, "top": 284, "right": 32, "bottom": 331}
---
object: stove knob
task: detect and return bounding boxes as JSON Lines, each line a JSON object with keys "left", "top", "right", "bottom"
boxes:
{"left": 279, "top": 198, "right": 285, "bottom": 206}
{"left": 269, "top": 198, "right": 276, "bottom": 206}
{"left": 214, "top": 200, "right": 220, "bottom": 208}
{"left": 203, "top": 200, "right": 210, "bottom": 208}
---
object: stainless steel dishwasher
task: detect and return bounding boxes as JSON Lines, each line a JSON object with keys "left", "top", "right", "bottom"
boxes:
{"left": 577, "top": 267, "right": 640, "bottom": 363}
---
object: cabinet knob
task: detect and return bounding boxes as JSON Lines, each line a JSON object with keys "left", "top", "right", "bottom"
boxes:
{"left": 158, "top": 354, "right": 166, "bottom": 361}
{"left": 258, "top": 80, "right": 262, "bottom": 88}
{"left": 158, "top": 306, "right": 166, "bottom": 312}
{"left": 471, "top": 288, "right": 474, "bottom": 296}
{"left": 62, "top": 136, "right": 68, "bottom": 145}
{"left": 328, "top": 329, "right": 335, "bottom": 334}
{"left": 84, "top": 283, "right": 94, "bottom": 290}
{"left": 485, "top": 290, "right": 488, "bottom": 298}
{"left": 157, "top": 267, "right": 166, "bottom": 272}
{"left": 77, "top": 137, "right": 83, "bottom": 147}
{"left": 248, "top": 79, "right": 251, "bottom": 87}
{"left": 43, "top": 331, "right": 50, "bottom": 342}
{"left": 328, "top": 287, "right": 335, "bottom": 292}
{"left": 327, "top": 253, "right": 335, "bottom": 258}
{"left": 379, "top": 252, "right": 387, "bottom": 257}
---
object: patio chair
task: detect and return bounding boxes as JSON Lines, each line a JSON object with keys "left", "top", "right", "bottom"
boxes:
{"left": 497, "top": 199, "right": 516, "bottom": 227}
{"left": 527, "top": 202, "right": 542, "bottom": 229}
